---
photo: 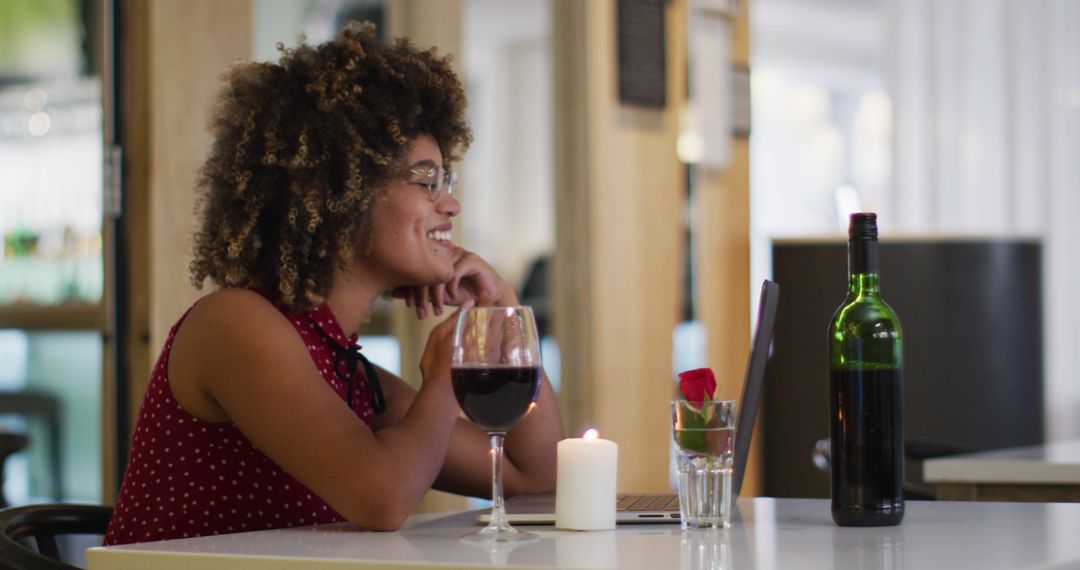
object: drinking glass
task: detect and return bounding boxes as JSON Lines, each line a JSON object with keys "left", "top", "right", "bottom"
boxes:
{"left": 672, "top": 399, "right": 737, "bottom": 529}
{"left": 452, "top": 306, "right": 542, "bottom": 543}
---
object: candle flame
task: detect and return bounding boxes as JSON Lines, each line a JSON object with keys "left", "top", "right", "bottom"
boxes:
{"left": 583, "top": 428, "right": 599, "bottom": 440}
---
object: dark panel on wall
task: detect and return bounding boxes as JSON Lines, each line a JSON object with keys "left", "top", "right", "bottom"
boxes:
{"left": 616, "top": 0, "right": 667, "bottom": 108}
{"left": 763, "top": 239, "right": 1044, "bottom": 498}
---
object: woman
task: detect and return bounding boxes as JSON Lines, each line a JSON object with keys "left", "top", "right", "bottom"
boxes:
{"left": 104, "top": 23, "right": 563, "bottom": 545}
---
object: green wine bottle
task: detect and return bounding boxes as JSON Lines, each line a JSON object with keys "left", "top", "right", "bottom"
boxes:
{"left": 828, "top": 212, "right": 904, "bottom": 527}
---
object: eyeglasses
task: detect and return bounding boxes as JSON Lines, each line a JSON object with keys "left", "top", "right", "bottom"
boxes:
{"left": 406, "top": 165, "right": 458, "bottom": 201}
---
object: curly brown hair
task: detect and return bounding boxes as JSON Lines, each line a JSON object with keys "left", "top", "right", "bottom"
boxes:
{"left": 189, "top": 22, "right": 471, "bottom": 312}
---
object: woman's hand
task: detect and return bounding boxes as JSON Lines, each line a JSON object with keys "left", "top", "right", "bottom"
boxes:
{"left": 393, "top": 248, "right": 520, "bottom": 319}
{"left": 418, "top": 301, "right": 471, "bottom": 387}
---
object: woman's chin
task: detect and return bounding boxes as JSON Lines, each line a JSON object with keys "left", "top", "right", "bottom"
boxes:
{"left": 400, "top": 268, "right": 454, "bottom": 289}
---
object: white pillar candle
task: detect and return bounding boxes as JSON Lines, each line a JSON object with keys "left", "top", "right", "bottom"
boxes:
{"left": 555, "top": 530, "right": 618, "bottom": 567}
{"left": 555, "top": 429, "right": 618, "bottom": 530}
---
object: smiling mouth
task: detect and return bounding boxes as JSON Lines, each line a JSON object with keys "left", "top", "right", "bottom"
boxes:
{"left": 427, "top": 230, "right": 452, "bottom": 243}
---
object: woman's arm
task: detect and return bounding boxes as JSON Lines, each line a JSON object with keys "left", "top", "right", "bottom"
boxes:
{"left": 372, "top": 363, "right": 562, "bottom": 498}
{"left": 168, "top": 288, "right": 465, "bottom": 531}
{"left": 381, "top": 249, "right": 565, "bottom": 496}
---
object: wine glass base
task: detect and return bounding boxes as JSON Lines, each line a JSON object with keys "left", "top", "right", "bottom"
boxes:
{"left": 460, "top": 523, "right": 536, "bottom": 544}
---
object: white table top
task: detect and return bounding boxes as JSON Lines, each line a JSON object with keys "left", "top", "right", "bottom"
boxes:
{"left": 87, "top": 498, "right": 1080, "bottom": 569}
{"left": 924, "top": 439, "right": 1080, "bottom": 484}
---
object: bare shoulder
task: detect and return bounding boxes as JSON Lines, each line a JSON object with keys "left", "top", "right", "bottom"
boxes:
{"left": 184, "top": 288, "right": 285, "bottom": 329}
{"left": 169, "top": 288, "right": 308, "bottom": 422}
{"left": 177, "top": 289, "right": 299, "bottom": 358}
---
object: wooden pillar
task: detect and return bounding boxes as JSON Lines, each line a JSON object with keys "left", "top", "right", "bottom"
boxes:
{"left": 553, "top": 0, "right": 687, "bottom": 493}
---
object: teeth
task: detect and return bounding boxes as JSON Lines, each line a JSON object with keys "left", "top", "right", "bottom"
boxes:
{"left": 427, "top": 230, "right": 451, "bottom": 241}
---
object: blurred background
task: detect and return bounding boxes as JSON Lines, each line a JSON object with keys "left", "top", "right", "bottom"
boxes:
{"left": 0, "top": 0, "right": 1076, "bottom": 508}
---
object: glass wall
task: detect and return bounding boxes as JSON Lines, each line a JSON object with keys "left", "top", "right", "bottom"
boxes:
{"left": 0, "top": 0, "right": 104, "bottom": 504}
{"left": 0, "top": 80, "right": 103, "bottom": 305}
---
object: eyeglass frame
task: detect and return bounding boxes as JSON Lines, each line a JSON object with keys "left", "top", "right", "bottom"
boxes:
{"left": 406, "top": 164, "right": 458, "bottom": 201}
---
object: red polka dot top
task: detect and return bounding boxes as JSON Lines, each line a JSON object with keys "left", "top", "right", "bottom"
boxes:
{"left": 104, "top": 293, "right": 379, "bottom": 545}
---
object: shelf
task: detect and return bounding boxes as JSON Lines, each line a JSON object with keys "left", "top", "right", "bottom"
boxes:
{"left": 0, "top": 303, "right": 103, "bottom": 331}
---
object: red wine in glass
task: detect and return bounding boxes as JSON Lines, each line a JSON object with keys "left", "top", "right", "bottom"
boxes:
{"left": 452, "top": 366, "right": 541, "bottom": 432}
{"left": 451, "top": 306, "right": 542, "bottom": 543}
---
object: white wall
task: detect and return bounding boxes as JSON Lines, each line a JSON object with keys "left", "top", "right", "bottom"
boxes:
{"left": 888, "top": 0, "right": 1080, "bottom": 441}
{"left": 461, "top": 0, "right": 554, "bottom": 289}
{"left": 749, "top": 0, "right": 888, "bottom": 285}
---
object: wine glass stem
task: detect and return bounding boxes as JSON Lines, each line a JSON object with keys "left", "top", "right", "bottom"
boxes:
{"left": 488, "top": 432, "right": 509, "bottom": 529}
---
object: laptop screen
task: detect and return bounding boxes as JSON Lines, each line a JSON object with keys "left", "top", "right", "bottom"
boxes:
{"left": 732, "top": 279, "right": 779, "bottom": 497}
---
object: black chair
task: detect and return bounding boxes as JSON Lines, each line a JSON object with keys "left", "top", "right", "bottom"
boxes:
{"left": 0, "top": 504, "right": 112, "bottom": 570}
{"left": 0, "top": 435, "right": 29, "bottom": 508}
{"left": 0, "top": 391, "right": 64, "bottom": 502}
{"left": 518, "top": 255, "right": 551, "bottom": 339}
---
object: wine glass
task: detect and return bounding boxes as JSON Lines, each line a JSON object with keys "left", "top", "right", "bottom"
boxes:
{"left": 451, "top": 306, "right": 543, "bottom": 543}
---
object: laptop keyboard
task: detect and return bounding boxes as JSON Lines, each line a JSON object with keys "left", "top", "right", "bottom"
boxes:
{"left": 617, "top": 494, "right": 679, "bottom": 512}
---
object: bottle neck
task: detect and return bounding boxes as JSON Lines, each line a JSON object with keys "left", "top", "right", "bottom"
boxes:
{"left": 848, "top": 238, "right": 880, "bottom": 294}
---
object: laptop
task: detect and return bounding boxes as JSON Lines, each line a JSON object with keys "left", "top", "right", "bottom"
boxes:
{"left": 480, "top": 279, "right": 780, "bottom": 524}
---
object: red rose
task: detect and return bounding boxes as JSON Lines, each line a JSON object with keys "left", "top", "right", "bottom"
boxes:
{"left": 678, "top": 368, "right": 717, "bottom": 407}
